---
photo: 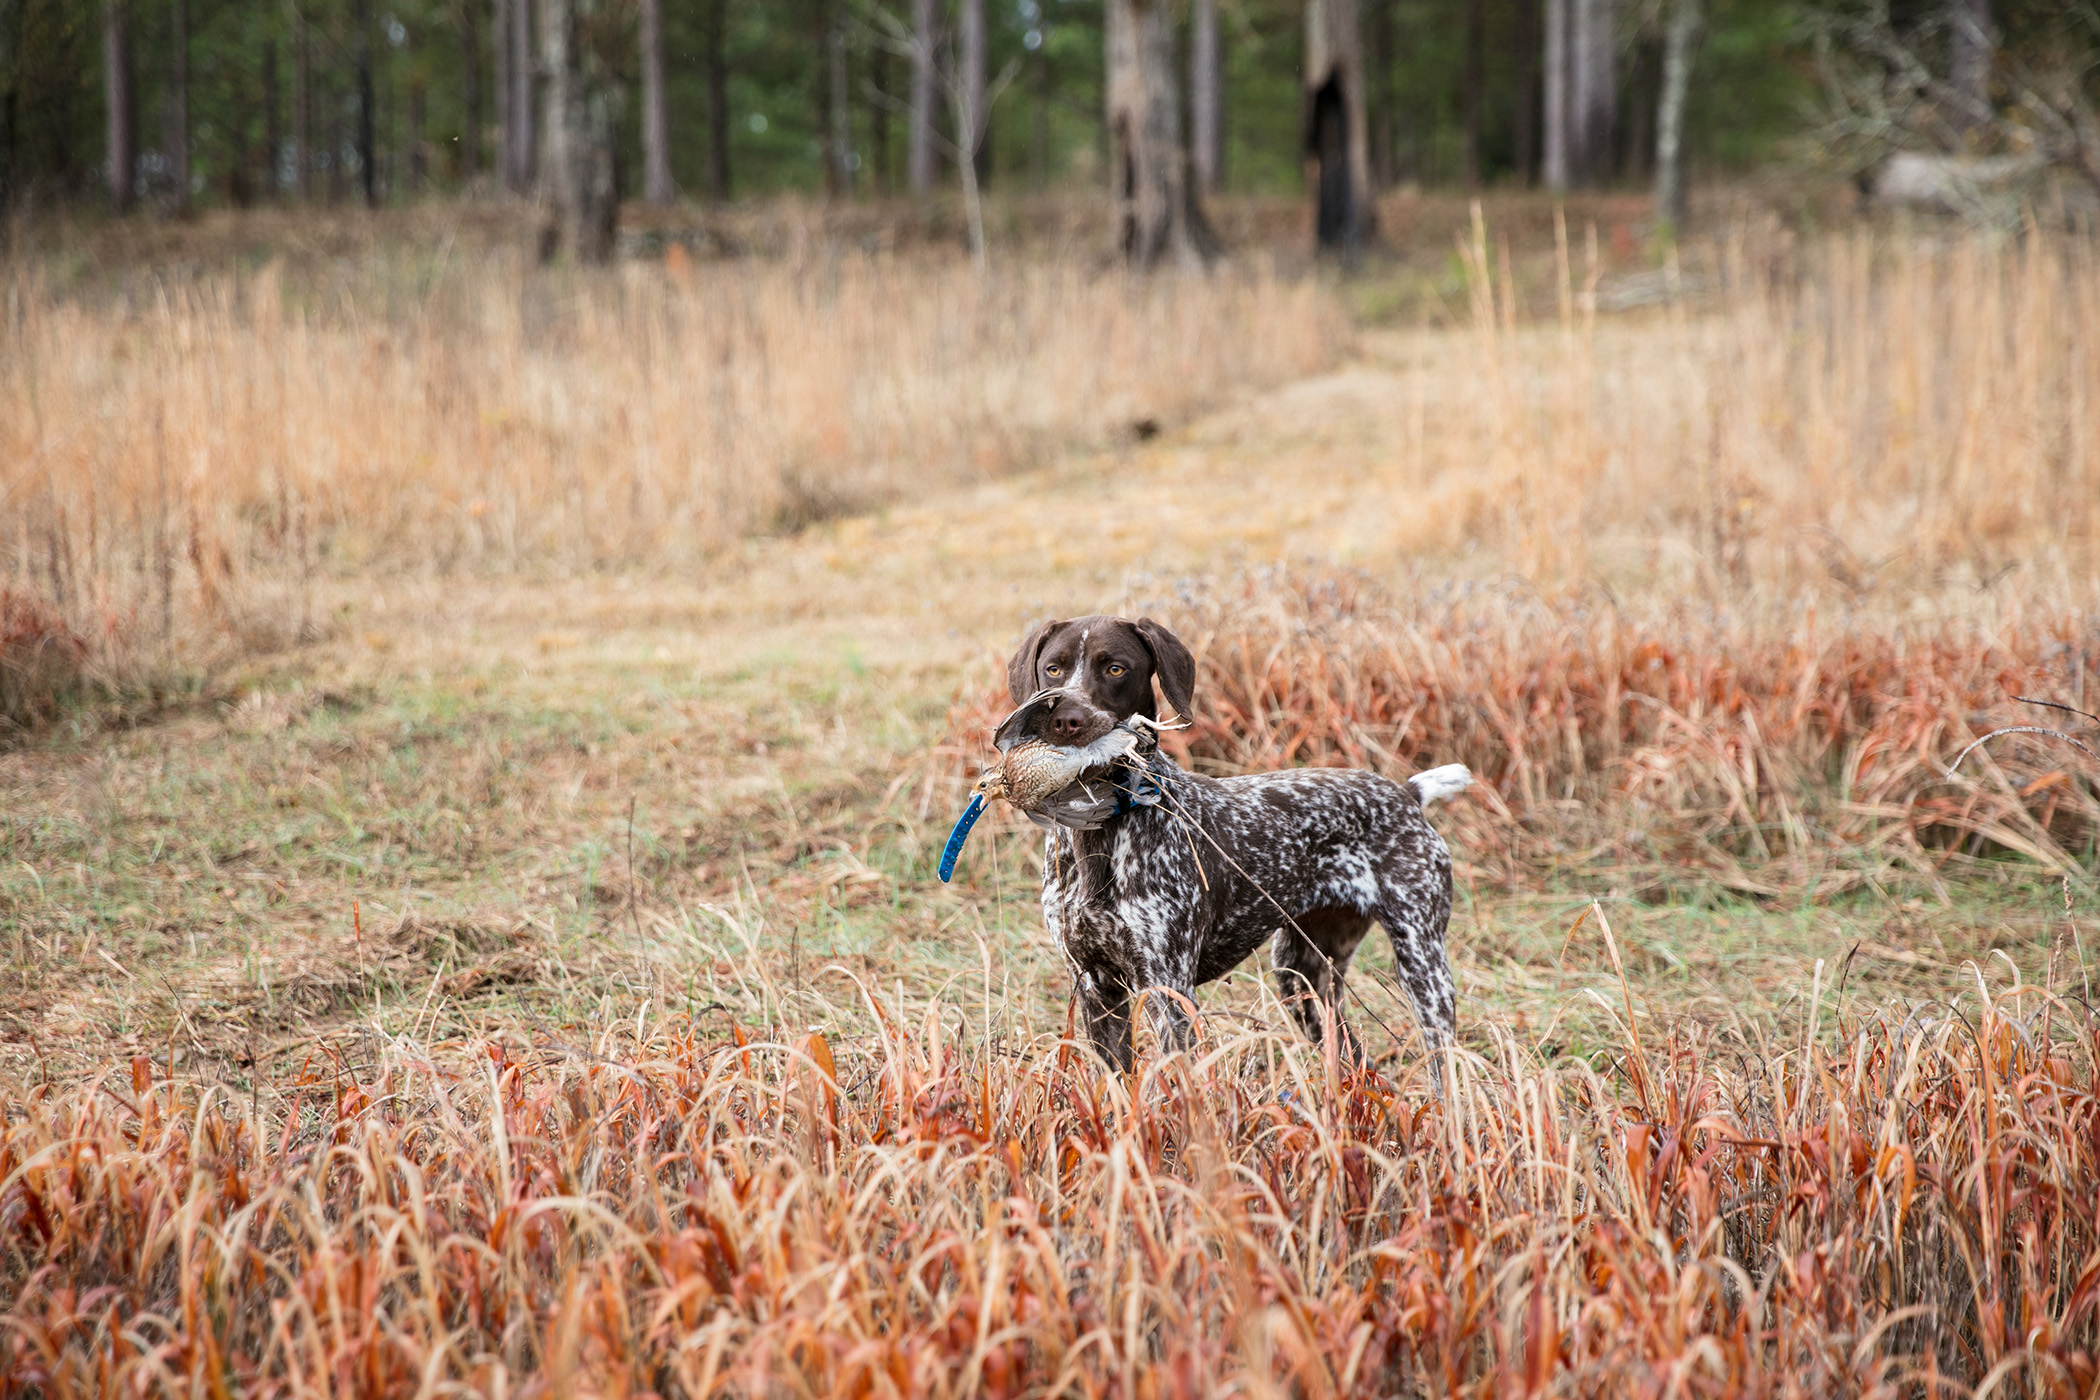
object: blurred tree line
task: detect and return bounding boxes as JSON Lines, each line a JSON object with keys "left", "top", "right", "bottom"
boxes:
{"left": 0, "top": 0, "right": 2090, "bottom": 235}
{"left": 0, "top": 0, "right": 1795, "bottom": 213}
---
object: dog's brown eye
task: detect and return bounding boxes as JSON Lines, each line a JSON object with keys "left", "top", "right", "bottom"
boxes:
{"left": 1045, "top": 664, "right": 1062, "bottom": 676}
{"left": 1105, "top": 663, "right": 1126, "bottom": 677}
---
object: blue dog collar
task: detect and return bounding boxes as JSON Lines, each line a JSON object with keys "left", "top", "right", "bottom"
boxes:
{"left": 938, "top": 792, "right": 987, "bottom": 883}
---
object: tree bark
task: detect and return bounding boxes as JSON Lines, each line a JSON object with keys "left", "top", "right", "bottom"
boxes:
{"left": 166, "top": 0, "right": 189, "bottom": 212}
{"left": 104, "top": 0, "right": 134, "bottom": 210}
{"left": 704, "top": 0, "right": 728, "bottom": 200}
{"left": 1106, "top": 0, "right": 1213, "bottom": 266}
{"left": 1304, "top": 0, "right": 1374, "bottom": 253}
{"left": 355, "top": 0, "right": 377, "bottom": 206}
{"left": 959, "top": 0, "right": 985, "bottom": 181}
{"left": 540, "top": 0, "right": 616, "bottom": 261}
{"left": 1654, "top": 0, "right": 1698, "bottom": 229}
{"left": 1190, "top": 0, "right": 1221, "bottom": 194}
{"left": 1572, "top": 0, "right": 1613, "bottom": 184}
{"left": 1947, "top": 0, "right": 1991, "bottom": 134}
{"left": 494, "top": 0, "right": 511, "bottom": 181}
{"left": 509, "top": 0, "right": 536, "bottom": 191}
{"left": 907, "top": 0, "right": 935, "bottom": 193}
{"left": 1461, "top": 0, "right": 1483, "bottom": 186}
{"left": 1543, "top": 0, "right": 1567, "bottom": 190}
{"left": 639, "top": 0, "right": 669, "bottom": 201}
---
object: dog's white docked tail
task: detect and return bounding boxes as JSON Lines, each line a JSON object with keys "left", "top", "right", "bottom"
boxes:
{"left": 1407, "top": 764, "right": 1473, "bottom": 807}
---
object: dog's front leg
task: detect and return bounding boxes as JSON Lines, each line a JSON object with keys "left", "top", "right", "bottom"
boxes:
{"left": 1111, "top": 816, "right": 1203, "bottom": 1061}
{"left": 1073, "top": 967, "right": 1134, "bottom": 1071}
{"left": 1133, "top": 980, "right": 1196, "bottom": 1058}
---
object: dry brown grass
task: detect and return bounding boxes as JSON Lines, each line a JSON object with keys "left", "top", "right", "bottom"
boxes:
{"left": 7, "top": 214, "right": 2098, "bottom": 704}
{"left": 1373, "top": 217, "right": 2100, "bottom": 589}
{"left": 943, "top": 566, "right": 2100, "bottom": 899}
{"left": 3, "top": 937, "right": 2095, "bottom": 1397}
{"left": 0, "top": 248, "right": 1341, "bottom": 696}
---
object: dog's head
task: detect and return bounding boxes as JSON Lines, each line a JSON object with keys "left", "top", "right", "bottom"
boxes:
{"left": 1000, "top": 615, "right": 1195, "bottom": 746}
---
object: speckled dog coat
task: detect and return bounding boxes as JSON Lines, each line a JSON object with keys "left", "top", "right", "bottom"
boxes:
{"left": 1003, "top": 615, "right": 1470, "bottom": 1071}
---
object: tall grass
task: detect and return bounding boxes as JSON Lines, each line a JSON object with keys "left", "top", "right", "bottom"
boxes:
{"left": 7, "top": 224, "right": 2099, "bottom": 700}
{"left": 1384, "top": 220, "right": 2100, "bottom": 588}
{"left": 3, "top": 946, "right": 2094, "bottom": 1397}
{"left": 946, "top": 567, "right": 2100, "bottom": 890}
{"left": 0, "top": 251, "right": 1340, "bottom": 686}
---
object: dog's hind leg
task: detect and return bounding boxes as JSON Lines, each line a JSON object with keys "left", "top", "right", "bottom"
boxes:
{"left": 1269, "top": 908, "right": 1373, "bottom": 1063}
{"left": 1373, "top": 898, "right": 1457, "bottom": 1061}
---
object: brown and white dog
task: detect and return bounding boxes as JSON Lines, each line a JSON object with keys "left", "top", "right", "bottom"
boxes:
{"left": 1003, "top": 615, "right": 1469, "bottom": 1070}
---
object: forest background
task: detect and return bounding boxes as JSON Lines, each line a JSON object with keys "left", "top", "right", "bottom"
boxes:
{"left": 0, "top": 0, "right": 1987, "bottom": 224}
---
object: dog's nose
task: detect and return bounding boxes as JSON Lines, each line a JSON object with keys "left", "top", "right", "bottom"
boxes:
{"left": 1050, "top": 711, "right": 1090, "bottom": 740}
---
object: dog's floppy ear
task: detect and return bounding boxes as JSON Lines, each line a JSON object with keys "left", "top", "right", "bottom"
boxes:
{"left": 1133, "top": 617, "right": 1196, "bottom": 722}
{"left": 1005, "top": 619, "right": 1060, "bottom": 704}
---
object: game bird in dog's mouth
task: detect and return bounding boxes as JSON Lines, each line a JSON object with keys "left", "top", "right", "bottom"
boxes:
{"left": 938, "top": 692, "right": 1161, "bottom": 883}
{"left": 942, "top": 614, "right": 1474, "bottom": 1074}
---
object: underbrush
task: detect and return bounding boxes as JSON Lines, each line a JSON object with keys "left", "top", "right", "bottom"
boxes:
{"left": 0, "top": 590, "right": 87, "bottom": 733}
{"left": 948, "top": 570, "right": 2100, "bottom": 894}
{"left": 2, "top": 943, "right": 2094, "bottom": 1397}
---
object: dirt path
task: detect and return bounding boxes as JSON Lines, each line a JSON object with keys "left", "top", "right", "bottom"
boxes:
{"left": 379, "top": 335, "right": 1441, "bottom": 676}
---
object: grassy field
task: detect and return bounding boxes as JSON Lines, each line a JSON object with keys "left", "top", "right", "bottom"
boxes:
{"left": 3, "top": 193, "right": 2098, "bottom": 1395}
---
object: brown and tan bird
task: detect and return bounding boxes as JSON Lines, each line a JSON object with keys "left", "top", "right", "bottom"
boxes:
{"left": 974, "top": 728, "right": 1141, "bottom": 811}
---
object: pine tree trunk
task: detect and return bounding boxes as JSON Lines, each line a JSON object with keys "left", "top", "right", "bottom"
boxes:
{"left": 1947, "top": 0, "right": 1991, "bottom": 133}
{"left": 907, "top": 0, "right": 936, "bottom": 194}
{"left": 509, "top": 0, "right": 536, "bottom": 191}
{"left": 1304, "top": 0, "right": 1374, "bottom": 253}
{"left": 1106, "top": 0, "right": 1212, "bottom": 266}
{"left": 104, "top": 0, "right": 134, "bottom": 210}
{"left": 1654, "top": 0, "right": 1698, "bottom": 229}
{"left": 355, "top": 0, "right": 377, "bottom": 206}
{"left": 639, "top": 0, "right": 670, "bottom": 201}
{"left": 704, "top": 0, "right": 728, "bottom": 200}
{"left": 960, "top": 0, "right": 985, "bottom": 180}
{"left": 494, "top": 0, "right": 511, "bottom": 180}
{"left": 541, "top": 0, "right": 571, "bottom": 238}
{"left": 1572, "top": 0, "right": 1613, "bottom": 184}
{"left": 1190, "top": 0, "right": 1221, "bottom": 194}
{"left": 540, "top": 0, "right": 615, "bottom": 262}
{"left": 1543, "top": 0, "right": 1567, "bottom": 190}
{"left": 167, "top": 0, "right": 189, "bottom": 212}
